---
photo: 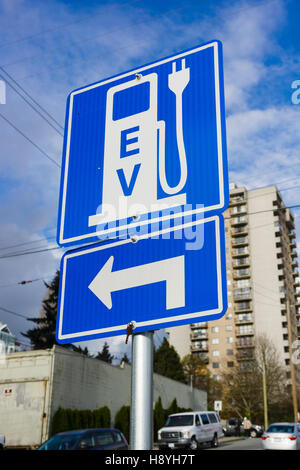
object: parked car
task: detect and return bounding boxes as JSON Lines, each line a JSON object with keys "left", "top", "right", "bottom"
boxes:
{"left": 38, "top": 428, "right": 128, "bottom": 450}
{"left": 261, "top": 423, "right": 300, "bottom": 450}
{"left": 0, "top": 435, "right": 5, "bottom": 450}
{"left": 223, "top": 417, "right": 264, "bottom": 438}
{"left": 157, "top": 411, "right": 224, "bottom": 450}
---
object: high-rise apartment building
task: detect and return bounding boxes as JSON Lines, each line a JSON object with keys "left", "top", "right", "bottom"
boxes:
{"left": 166, "top": 184, "right": 300, "bottom": 383}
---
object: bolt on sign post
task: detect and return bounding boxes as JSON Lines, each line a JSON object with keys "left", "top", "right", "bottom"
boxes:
{"left": 56, "top": 41, "right": 229, "bottom": 450}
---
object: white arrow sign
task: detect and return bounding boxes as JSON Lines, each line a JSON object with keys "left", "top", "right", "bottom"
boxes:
{"left": 88, "top": 255, "right": 185, "bottom": 310}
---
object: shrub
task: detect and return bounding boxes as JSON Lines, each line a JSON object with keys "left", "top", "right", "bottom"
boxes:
{"left": 114, "top": 405, "right": 130, "bottom": 442}
{"left": 153, "top": 397, "right": 165, "bottom": 441}
{"left": 51, "top": 406, "right": 111, "bottom": 435}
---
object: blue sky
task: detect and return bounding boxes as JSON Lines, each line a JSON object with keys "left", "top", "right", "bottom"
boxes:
{"left": 0, "top": 0, "right": 299, "bottom": 360}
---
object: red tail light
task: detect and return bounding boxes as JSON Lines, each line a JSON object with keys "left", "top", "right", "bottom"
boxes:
{"left": 289, "top": 436, "right": 297, "bottom": 441}
{"left": 261, "top": 436, "right": 268, "bottom": 440}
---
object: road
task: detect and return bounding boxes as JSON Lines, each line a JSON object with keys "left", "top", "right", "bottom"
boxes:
{"left": 207, "top": 437, "right": 263, "bottom": 450}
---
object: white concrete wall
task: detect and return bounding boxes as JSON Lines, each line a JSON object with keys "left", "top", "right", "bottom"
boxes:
{"left": 50, "top": 346, "right": 207, "bottom": 424}
{"left": 0, "top": 346, "right": 207, "bottom": 447}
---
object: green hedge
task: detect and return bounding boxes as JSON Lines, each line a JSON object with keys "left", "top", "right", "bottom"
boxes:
{"left": 114, "top": 405, "right": 130, "bottom": 443}
{"left": 51, "top": 406, "right": 111, "bottom": 436}
{"left": 113, "top": 398, "right": 194, "bottom": 443}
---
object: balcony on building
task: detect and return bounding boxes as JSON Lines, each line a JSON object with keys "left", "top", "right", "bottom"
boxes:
{"left": 230, "top": 205, "right": 247, "bottom": 217}
{"left": 288, "top": 231, "right": 296, "bottom": 240}
{"left": 234, "top": 301, "right": 252, "bottom": 312}
{"left": 233, "top": 256, "right": 250, "bottom": 268}
{"left": 236, "top": 349, "right": 255, "bottom": 361}
{"left": 231, "top": 225, "right": 248, "bottom": 237}
{"left": 231, "top": 215, "right": 248, "bottom": 226}
{"left": 232, "top": 247, "right": 249, "bottom": 257}
{"left": 235, "top": 313, "right": 253, "bottom": 325}
{"left": 234, "top": 288, "right": 252, "bottom": 301}
{"left": 236, "top": 336, "right": 254, "bottom": 348}
{"left": 285, "top": 210, "right": 295, "bottom": 230}
{"left": 191, "top": 322, "right": 208, "bottom": 329}
{"left": 233, "top": 268, "right": 250, "bottom": 280}
{"left": 191, "top": 341, "right": 209, "bottom": 353}
{"left": 192, "top": 352, "right": 209, "bottom": 363}
{"left": 190, "top": 328, "right": 208, "bottom": 340}
{"left": 232, "top": 236, "right": 248, "bottom": 247}
{"left": 229, "top": 194, "right": 246, "bottom": 207}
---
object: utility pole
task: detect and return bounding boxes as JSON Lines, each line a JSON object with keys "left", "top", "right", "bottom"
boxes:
{"left": 286, "top": 297, "right": 299, "bottom": 422}
{"left": 257, "top": 361, "right": 268, "bottom": 430}
{"left": 262, "top": 361, "right": 268, "bottom": 430}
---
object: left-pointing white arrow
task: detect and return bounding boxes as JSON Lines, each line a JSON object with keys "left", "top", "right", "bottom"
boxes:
{"left": 88, "top": 255, "right": 185, "bottom": 310}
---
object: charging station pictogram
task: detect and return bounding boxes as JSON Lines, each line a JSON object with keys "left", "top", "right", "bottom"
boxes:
{"left": 57, "top": 41, "right": 229, "bottom": 247}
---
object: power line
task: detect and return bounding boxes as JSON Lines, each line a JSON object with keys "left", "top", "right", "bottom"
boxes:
{"left": 0, "top": 245, "right": 62, "bottom": 259}
{"left": 0, "top": 69, "right": 64, "bottom": 136}
{"left": 0, "top": 0, "right": 141, "bottom": 50}
{"left": 3, "top": 0, "right": 197, "bottom": 72}
{"left": 19, "top": 0, "right": 275, "bottom": 81}
{"left": 0, "top": 306, "right": 29, "bottom": 320}
{"left": 0, "top": 236, "right": 56, "bottom": 253}
{"left": 225, "top": 204, "right": 300, "bottom": 220}
{"left": 0, "top": 276, "right": 53, "bottom": 288}
{"left": 0, "top": 208, "right": 299, "bottom": 260}
{"left": 0, "top": 112, "right": 61, "bottom": 168}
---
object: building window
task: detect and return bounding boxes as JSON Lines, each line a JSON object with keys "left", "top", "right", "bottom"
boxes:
{"left": 226, "top": 325, "right": 233, "bottom": 331}
{"left": 226, "top": 337, "right": 234, "bottom": 344}
{"left": 212, "top": 350, "right": 220, "bottom": 357}
{"left": 212, "top": 327, "right": 219, "bottom": 333}
{"left": 227, "top": 362, "right": 234, "bottom": 367}
{"left": 212, "top": 362, "right": 219, "bottom": 369}
{"left": 213, "top": 375, "right": 221, "bottom": 381}
{"left": 212, "top": 338, "right": 219, "bottom": 345}
{"left": 227, "top": 349, "right": 234, "bottom": 355}
{"left": 226, "top": 313, "right": 233, "bottom": 320}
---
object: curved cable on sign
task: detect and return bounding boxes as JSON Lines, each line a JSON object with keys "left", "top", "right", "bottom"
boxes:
{"left": 158, "top": 59, "right": 189, "bottom": 195}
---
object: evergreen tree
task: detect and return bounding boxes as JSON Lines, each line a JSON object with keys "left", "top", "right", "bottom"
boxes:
{"left": 153, "top": 396, "right": 165, "bottom": 440}
{"left": 22, "top": 271, "right": 88, "bottom": 356}
{"left": 72, "top": 345, "right": 92, "bottom": 357}
{"left": 121, "top": 353, "right": 130, "bottom": 364}
{"left": 22, "top": 271, "right": 62, "bottom": 349}
{"left": 153, "top": 338, "right": 185, "bottom": 383}
{"left": 95, "top": 342, "right": 114, "bottom": 363}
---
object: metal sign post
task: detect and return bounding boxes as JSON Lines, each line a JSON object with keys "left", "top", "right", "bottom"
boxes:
{"left": 130, "top": 331, "right": 154, "bottom": 450}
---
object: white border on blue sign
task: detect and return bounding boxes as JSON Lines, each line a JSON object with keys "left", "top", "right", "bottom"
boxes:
{"left": 58, "top": 41, "right": 225, "bottom": 246}
{"left": 57, "top": 215, "right": 223, "bottom": 341}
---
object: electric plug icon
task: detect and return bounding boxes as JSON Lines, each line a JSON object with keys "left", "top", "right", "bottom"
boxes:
{"left": 168, "top": 59, "right": 190, "bottom": 96}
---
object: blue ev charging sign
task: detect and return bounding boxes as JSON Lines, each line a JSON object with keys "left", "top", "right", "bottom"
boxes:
{"left": 57, "top": 41, "right": 229, "bottom": 247}
{"left": 56, "top": 216, "right": 227, "bottom": 343}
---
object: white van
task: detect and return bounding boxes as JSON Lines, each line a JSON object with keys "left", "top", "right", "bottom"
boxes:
{"left": 157, "top": 411, "right": 224, "bottom": 449}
